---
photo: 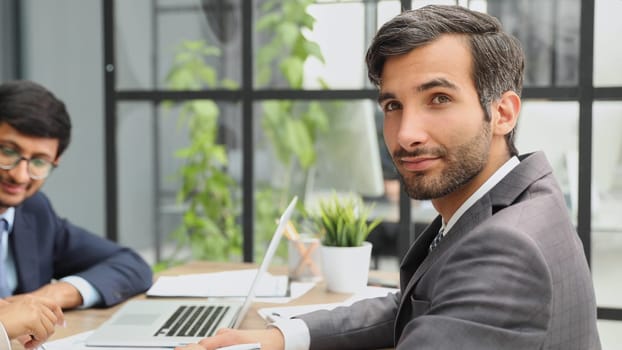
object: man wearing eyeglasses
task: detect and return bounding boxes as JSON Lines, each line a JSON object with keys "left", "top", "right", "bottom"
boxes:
{"left": 0, "top": 80, "right": 152, "bottom": 347}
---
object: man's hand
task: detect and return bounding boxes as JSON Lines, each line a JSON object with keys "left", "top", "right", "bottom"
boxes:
{"left": 174, "top": 328, "right": 284, "bottom": 350}
{"left": 0, "top": 295, "right": 64, "bottom": 347}
{"left": 5, "top": 282, "right": 83, "bottom": 309}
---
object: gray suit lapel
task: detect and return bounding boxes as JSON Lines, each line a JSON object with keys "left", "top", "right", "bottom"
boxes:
{"left": 400, "top": 196, "right": 493, "bottom": 299}
{"left": 399, "top": 216, "right": 442, "bottom": 290}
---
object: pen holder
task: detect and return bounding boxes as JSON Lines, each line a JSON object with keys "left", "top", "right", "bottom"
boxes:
{"left": 288, "top": 234, "right": 322, "bottom": 282}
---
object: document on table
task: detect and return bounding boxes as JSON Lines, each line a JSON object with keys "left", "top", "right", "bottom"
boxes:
{"left": 147, "top": 269, "right": 315, "bottom": 302}
{"left": 258, "top": 286, "right": 399, "bottom": 321}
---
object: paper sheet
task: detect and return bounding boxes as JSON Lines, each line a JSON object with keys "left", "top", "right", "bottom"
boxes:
{"left": 258, "top": 282, "right": 315, "bottom": 303}
{"left": 147, "top": 269, "right": 287, "bottom": 297}
{"left": 147, "top": 269, "right": 315, "bottom": 303}
{"left": 258, "top": 286, "right": 399, "bottom": 321}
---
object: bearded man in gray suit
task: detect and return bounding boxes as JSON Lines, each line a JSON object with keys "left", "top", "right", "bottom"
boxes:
{"left": 178, "top": 4, "right": 601, "bottom": 350}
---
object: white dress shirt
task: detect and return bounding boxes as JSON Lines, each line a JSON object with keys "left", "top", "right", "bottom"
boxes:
{"left": 272, "top": 156, "right": 520, "bottom": 350}
{"left": 0, "top": 325, "right": 10, "bottom": 350}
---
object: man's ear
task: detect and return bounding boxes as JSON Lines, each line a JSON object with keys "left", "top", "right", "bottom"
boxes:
{"left": 492, "top": 91, "right": 521, "bottom": 137}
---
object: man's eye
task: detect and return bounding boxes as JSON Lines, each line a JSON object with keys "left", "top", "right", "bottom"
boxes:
{"left": 431, "top": 95, "right": 451, "bottom": 104}
{"left": 30, "top": 158, "right": 51, "bottom": 168}
{"left": 383, "top": 101, "right": 401, "bottom": 112}
{"left": 0, "top": 147, "right": 19, "bottom": 157}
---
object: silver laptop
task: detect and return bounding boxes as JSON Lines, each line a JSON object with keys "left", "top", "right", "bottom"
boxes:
{"left": 86, "top": 196, "right": 298, "bottom": 348}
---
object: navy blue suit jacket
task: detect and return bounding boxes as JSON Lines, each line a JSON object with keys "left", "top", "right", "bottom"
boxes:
{"left": 9, "top": 192, "right": 153, "bottom": 307}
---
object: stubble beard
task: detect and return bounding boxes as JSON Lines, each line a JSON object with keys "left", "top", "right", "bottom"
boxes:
{"left": 395, "top": 123, "right": 492, "bottom": 200}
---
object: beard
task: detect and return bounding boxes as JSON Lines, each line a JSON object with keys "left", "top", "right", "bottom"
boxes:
{"left": 393, "top": 122, "right": 491, "bottom": 200}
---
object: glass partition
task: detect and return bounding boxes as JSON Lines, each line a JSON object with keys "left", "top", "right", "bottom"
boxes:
{"left": 591, "top": 102, "right": 622, "bottom": 310}
{"left": 117, "top": 100, "right": 242, "bottom": 264}
{"left": 594, "top": 0, "right": 622, "bottom": 86}
{"left": 115, "top": 0, "right": 243, "bottom": 90}
{"left": 252, "top": 99, "right": 391, "bottom": 265}
{"left": 514, "top": 100, "right": 580, "bottom": 218}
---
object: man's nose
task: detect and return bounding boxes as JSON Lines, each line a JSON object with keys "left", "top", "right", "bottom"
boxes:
{"left": 396, "top": 107, "right": 429, "bottom": 150}
{"left": 7, "top": 159, "right": 31, "bottom": 182}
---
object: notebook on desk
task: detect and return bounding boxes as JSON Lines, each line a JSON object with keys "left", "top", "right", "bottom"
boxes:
{"left": 85, "top": 196, "right": 298, "bottom": 348}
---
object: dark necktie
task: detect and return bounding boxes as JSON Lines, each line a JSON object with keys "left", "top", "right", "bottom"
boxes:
{"left": 429, "top": 227, "right": 445, "bottom": 252}
{"left": 0, "top": 219, "right": 10, "bottom": 297}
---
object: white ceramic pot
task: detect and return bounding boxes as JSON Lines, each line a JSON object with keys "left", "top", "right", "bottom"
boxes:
{"left": 320, "top": 241, "right": 372, "bottom": 293}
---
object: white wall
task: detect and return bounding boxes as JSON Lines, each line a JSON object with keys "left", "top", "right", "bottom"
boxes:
{"left": 22, "top": 0, "right": 105, "bottom": 237}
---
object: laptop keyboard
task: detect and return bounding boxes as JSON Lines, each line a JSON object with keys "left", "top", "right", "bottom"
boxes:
{"left": 154, "top": 305, "right": 231, "bottom": 337}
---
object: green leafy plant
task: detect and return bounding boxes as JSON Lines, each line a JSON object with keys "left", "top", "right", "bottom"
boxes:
{"left": 253, "top": 0, "right": 332, "bottom": 254}
{"left": 256, "top": 0, "right": 329, "bottom": 174}
{"left": 256, "top": 0, "right": 330, "bottom": 177}
{"left": 316, "top": 194, "right": 382, "bottom": 247}
{"left": 158, "top": 1, "right": 331, "bottom": 268}
{"left": 157, "top": 40, "right": 241, "bottom": 269}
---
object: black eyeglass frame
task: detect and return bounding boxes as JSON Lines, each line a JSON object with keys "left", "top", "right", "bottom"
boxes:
{"left": 0, "top": 147, "right": 57, "bottom": 180}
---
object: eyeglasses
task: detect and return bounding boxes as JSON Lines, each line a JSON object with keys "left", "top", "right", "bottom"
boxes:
{"left": 0, "top": 145, "right": 56, "bottom": 180}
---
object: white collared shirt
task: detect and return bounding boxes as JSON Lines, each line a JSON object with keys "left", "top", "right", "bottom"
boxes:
{"left": 440, "top": 156, "right": 520, "bottom": 234}
{"left": 0, "top": 324, "right": 10, "bottom": 350}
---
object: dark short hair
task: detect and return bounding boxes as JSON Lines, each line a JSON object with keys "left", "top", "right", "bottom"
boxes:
{"left": 366, "top": 5, "right": 524, "bottom": 156}
{"left": 0, "top": 80, "right": 72, "bottom": 157}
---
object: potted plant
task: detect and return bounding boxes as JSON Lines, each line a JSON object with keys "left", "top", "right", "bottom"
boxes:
{"left": 314, "top": 193, "right": 382, "bottom": 293}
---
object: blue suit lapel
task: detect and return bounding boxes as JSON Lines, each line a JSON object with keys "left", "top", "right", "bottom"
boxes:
{"left": 10, "top": 207, "right": 41, "bottom": 293}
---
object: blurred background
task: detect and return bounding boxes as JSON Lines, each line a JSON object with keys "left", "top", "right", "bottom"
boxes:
{"left": 1, "top": 0, "right": 621, "bottom": 346}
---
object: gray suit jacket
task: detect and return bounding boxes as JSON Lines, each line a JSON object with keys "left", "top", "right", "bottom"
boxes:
{"left": 299, "top": 152, "right": 600, "bottom": 349}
